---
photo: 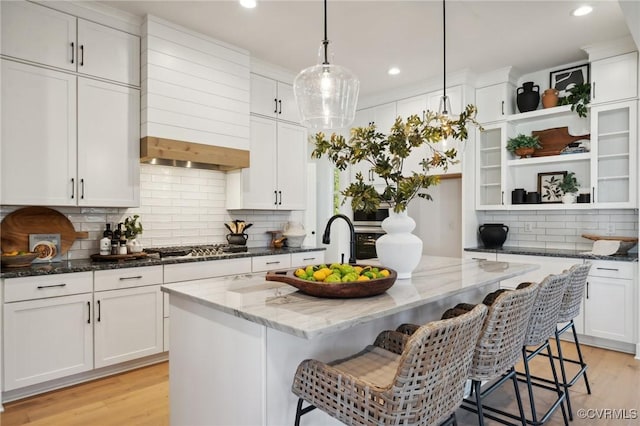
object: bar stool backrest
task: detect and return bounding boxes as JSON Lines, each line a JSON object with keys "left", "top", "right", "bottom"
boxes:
{"left": 557, "top": 263, "right": 591, "bottom": 323}
{"left": 469, "top": 283, "right": 539, "bottom": 381}
{"left": 387, "top": 304, "right": 488, "bottom": 425}
{"left": 523, "top": 272, "right": 570, "bottom": 347}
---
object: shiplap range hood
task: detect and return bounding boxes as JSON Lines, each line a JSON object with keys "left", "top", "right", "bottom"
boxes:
{"left": 140, "top": 15, "right": 250, "bottom": 170}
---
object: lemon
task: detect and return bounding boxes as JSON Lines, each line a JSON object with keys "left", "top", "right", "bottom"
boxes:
{"left": 294, "top": 268, "right": 306, "bottom": 278}
{"left": 380, "top": 269, "right": 390, "bottom": 277}
{"left": 357, "top": 275, "right": 370, "bottom": 282}
{"left": 353, "top": 266, "right": 363, "bottom": 274}
{"left": 313, "top": 270, "right": 327, "bottom": 281}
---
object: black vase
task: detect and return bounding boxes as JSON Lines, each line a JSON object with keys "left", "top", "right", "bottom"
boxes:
{"left": 516, "top": 81, "right": 540, "bottom": 113}
{"left": 512, "top": 188, "right": 526, "bottom": 204}
{"left": 478, "top": 224, "right": 509, "bottom": 249}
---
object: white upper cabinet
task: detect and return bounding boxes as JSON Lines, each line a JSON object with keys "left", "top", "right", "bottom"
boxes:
{"left": 426, "top": 86, "right": 463, "bottom": 116}
{"left": 1, "top": 0, "right": 76, "bottom": 71}
{"left": 475, "top": 82, "right": 514, "bottom": 124}
{"left": 396, "top": 95, "right": 427, "bottom": 121}
{"left": 77, "top": 78, "right": 140, "bottom": 207}
{"left": 250, "top": 73, "right": 301, "bottom": 124}
{"left": 226, "top": 116, "right": 307, "bottom": 210}
{"left": 1, "top": 0, "right": 140, "bottom": 86}
{"left": 476, "top": 122, "right": 507, "bottom": 209}
{"left": 590, "top": 52, "right": 638, "bottom": 105}
{"left": 1, "top": 60, "right": 77, "bottom": 206}
{"left": 77, "top": 19, "right": 140, "bottom": 86}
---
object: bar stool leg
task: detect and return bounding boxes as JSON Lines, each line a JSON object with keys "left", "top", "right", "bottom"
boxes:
{"left": 522, "top": 347, "right": 539, "bottom": 425}
{"left": 473, "top": 380, "right": 485, "bottom": 426}
{"left": 546, "top": 344, "right": 569, "bottom": 426}
{"left": 510, "top": 367, "right": 527, "bottom": 426}
{"left": 571, "top": 322, "right": 592, "bottom": 394}
{"left": 555, "top": 328, "right": 573, "bottom": 420}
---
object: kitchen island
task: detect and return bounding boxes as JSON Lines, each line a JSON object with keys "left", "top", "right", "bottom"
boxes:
{"left": 162, "top": 256, "right": 538, "bottom": 426}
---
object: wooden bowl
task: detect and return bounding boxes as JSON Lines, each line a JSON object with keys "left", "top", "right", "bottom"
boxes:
{"left": 266, "top": 265, "right": 397, "bottom": 298}
{"left": 1, "top": 252, "right": 38, "bottom": 268}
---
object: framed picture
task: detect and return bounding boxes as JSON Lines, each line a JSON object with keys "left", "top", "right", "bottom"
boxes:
{"left": 550, "top": 64, "right": 589, "bottom": 98}
{"left": 29, "top": 233, "right": 62, "bottom": 263}
{"left": 538, "top": 171, "right": 567, "bottom": 203}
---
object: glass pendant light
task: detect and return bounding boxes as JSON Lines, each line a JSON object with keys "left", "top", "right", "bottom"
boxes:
{"left": 294, "top": 0, "right": 360, "bottom": 130}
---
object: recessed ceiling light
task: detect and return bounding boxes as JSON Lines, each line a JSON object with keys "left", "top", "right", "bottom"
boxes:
{"left": 240, "top": 0, "right": 257, "bottom": 9}
{"left": 572, "top": 5, "right": 593, "bottom": 17}
{"left": 388, "top": 67, "right": 400, "bottom": 76}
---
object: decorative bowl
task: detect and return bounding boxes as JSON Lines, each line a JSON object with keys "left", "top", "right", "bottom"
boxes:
{"left": 266, "top": 264, "right": 397, "bottom": 298}
{"left": 283, "top": 233, "right": 306, "bottom": 248}
{"left": 1, "top": 252, "right": 38, "bottom": 268}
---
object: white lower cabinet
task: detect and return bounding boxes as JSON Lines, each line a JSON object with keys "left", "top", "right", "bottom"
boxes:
{"left": 3, "top": 272, "right": 93, "bottom": 391}
{"left": 252, "top": 254, "right": 291, "bottom": 273}
{"left": 94, "top": 285, "right": 163, "bottom": 368}
{"left": 290, "top": 251, "right": 325, "bottom": 268}
{"left": 584, "top": 261, "right": 636, "bottom": 344}
{"left": 495, "top": 253, "right": 578, "bottom": 290}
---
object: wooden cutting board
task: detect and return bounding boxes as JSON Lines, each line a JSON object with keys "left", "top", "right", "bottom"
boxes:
{"left": 581, "top": 233, "right": 638, "bottom": 242}
{"left": 1, "top": 207, "right": 89, "bottom": 254}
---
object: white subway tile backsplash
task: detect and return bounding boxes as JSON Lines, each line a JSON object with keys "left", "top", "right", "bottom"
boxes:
{"left": 1, "top": 164, "right": 302, "bottom": 259}
{"left": 479, "top": 208, "right": 638, "bottom": 251}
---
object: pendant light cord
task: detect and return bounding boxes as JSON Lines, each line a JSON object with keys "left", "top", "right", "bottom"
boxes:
{"left": 322, "top": 0, "right": 329, "bottom": 65}
{"left": 442, "top": 0, "right": 447, "bottom": 103}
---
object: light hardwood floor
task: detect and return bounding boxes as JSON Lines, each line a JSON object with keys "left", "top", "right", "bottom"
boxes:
{"left": 0, "top": 342, "right": 638, "bottom": 426}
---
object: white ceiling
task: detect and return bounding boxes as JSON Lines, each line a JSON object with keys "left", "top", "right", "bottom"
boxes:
{"left": 100, "top": 0, "right": 633, "bottom": 96}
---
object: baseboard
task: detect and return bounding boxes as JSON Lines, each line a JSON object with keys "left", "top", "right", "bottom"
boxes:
{"left": 560, "top": 334, "right": 636, "bottom": 355}
{"left": 2, "top": 352, "right": 169, "bottom": 403}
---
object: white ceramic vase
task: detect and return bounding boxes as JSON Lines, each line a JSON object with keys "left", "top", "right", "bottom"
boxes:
{"left": 375, "top": 209, "right": 423, "bottom": 279}
{"left": 127, "top": 238, "right": 144, "bottom": 253}
{"left": 561, "top": 193, "right": 577, "bottom": 204}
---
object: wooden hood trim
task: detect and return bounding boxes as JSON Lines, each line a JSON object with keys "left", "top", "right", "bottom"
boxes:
{"left": 140, "top": 137, "right": 250, "bottom": 171}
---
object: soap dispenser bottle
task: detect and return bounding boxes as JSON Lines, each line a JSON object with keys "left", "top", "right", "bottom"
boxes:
{"left": 100, "top": 223, "right": 112, "bottom": 255}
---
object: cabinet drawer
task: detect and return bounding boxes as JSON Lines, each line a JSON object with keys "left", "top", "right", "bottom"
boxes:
{"left": 4, "top": 272, "right": 93, "bottom": 303}
{"left": 588, "top": 261, "right": 635, "bottom": 280}
{"left": 252, "top": 254, "right": 291, "bottom": 273}
{"left": 291, "top": 251, "right": 325, "bottom": 268}
{"left": 94, "top": 266, "right": 163, "bottom": 291}
{"left": 164, "top": 258, "right": 252, "bottom": 283}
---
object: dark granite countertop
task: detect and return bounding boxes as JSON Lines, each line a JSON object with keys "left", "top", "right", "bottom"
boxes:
{"left": 465, "top": 246, "right": 638, "bottom": 262}
{"left": 0, "top": 247, "right": 326, "bottom": 279}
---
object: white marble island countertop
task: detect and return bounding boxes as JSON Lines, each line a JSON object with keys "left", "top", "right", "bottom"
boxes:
{"left": 162, "top": 256, "right": 538, "bottom": 339}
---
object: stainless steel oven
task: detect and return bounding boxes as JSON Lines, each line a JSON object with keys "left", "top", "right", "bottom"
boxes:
{"left": 353, "top": 205, "right": 390, "bottom": 227}
{"left": 354, "top": 228, "right": 385, "bottom": 260}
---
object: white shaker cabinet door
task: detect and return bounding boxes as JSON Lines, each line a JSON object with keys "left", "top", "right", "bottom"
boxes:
{"left": 3, "top": 293, "right": 93, "bottom": 391}
{"left": 591, "top": 52, "right": 638, "bottom": 105}
{"left": 240, "top": 116, "right": 278, "bottom": 209}
{"left": 1, "top": 60, "right": 77, "bottom": 205}
{"left": 584, "top": 275, "right": 635, "bottom": 343}
{"left": 77, "top": 77, "right": 140, "bottom": 207}
{"left": 250, "top": 73, "right": 278, "bottom": 117}
{"left": 276, "top": 81, "right": 301, "bottom": 124}
{"left": 1, "top": 0, "right": 76, "bottom": 71}
{"left": 276, "top": 121, "right": 307, "bottom": 210}
{"left": 77, "top": 19, "right": 140, "bottom": 86}
{"left": 94, "top": 285, "right": 163, "bottom": 369}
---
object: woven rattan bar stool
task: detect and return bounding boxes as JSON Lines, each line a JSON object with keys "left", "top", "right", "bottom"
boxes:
{"left": 398, "top": 283, "right": 540, "bottom": 426}
{"left": 516, "top": 272, "right": 570, "bottom": 426}
{"left": 291, "top": 304, "right": 488, "bottom": 426}
{"left": 530, "top": 263, "right": 592, "bottom": 421}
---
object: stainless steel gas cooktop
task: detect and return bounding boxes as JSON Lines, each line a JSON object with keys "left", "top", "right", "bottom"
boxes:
{"left": 144, "top": 244, "right": 248, "bottom": 258}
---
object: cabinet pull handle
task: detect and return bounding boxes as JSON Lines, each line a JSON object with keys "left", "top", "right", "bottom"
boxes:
{"left": 278, "top": 190, "right": 282, "bottom": 205}
{"left": 596, "top": 267, "right": 619, "bottom": 271}
{"left": 80, "top": 45, "right": 84, "bottom": 66}
{"left": 278, "top": 99, "right": 282, "bottom": 114}
{"left": 274, "top": 98, "right": 278, "bottom": 113}
{"left": 501, "top": 100, "right": 504, "bottom": 115}
{"left": 592, "top": 186, "right": 595, "bottom": 203}
{"left": 71, "top": 42, "right": 75, "bottom": 64}
{"left": 266, "top": 261, "right": 281, "bottom": 265}
{"left": 71, "top": 178, "right": 75, "bottom": 199}
{"left": 119, "top": 275, "right": 143, "bottom": 280}
{"left": 501, "top": 191, "right": 504, "bottom": 205}
{"left": 80, "top": 178, "right": 85, "bottom": 199}
{"left": 87, "top": 301, "right": 91, "bottom": 324}
{"left": 472, "top": 257, "right": 486, "bottom": 260}
{"left": 592, "top": 82, "right": 596, "bottom": 100}
{"left": 37, "top": 283, "right": 67, "bottom": 289}
{"left": 586, "top": 282, "right": 589, "bottom": 299}
{"left": 97, "top": 300, "right": 101, "bottom": 322}
{"left": 303, "top": 257, "right": 315, "bottom": 261}
{"left": 274, "top": 190, "right": 278, "bottom": 205}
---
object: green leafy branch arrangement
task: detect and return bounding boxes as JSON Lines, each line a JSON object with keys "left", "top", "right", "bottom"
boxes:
{"left": 558, "top": 83, "right": 590, "bottom": 118}
{"left": 312, "top": 105, "right": 481, "bottom": 213}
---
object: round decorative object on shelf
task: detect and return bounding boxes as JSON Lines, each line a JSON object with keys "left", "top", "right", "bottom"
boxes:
{"left": 478, "top": 224, "right": 509, "bottom": 249}
{"left": 542, "top": 88, "right": 559, "bottom": 108}
{"left": 515, "top": 147, "right": 535, "bottom": 158}
{"left": 561, "top": 193, "right": 577, "bottom": 204}
{"left": 375, "top": 210, "right": 422, "bottom": 279}
{"left": 516, "top": 81, "right": 540, "bottom": 113}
